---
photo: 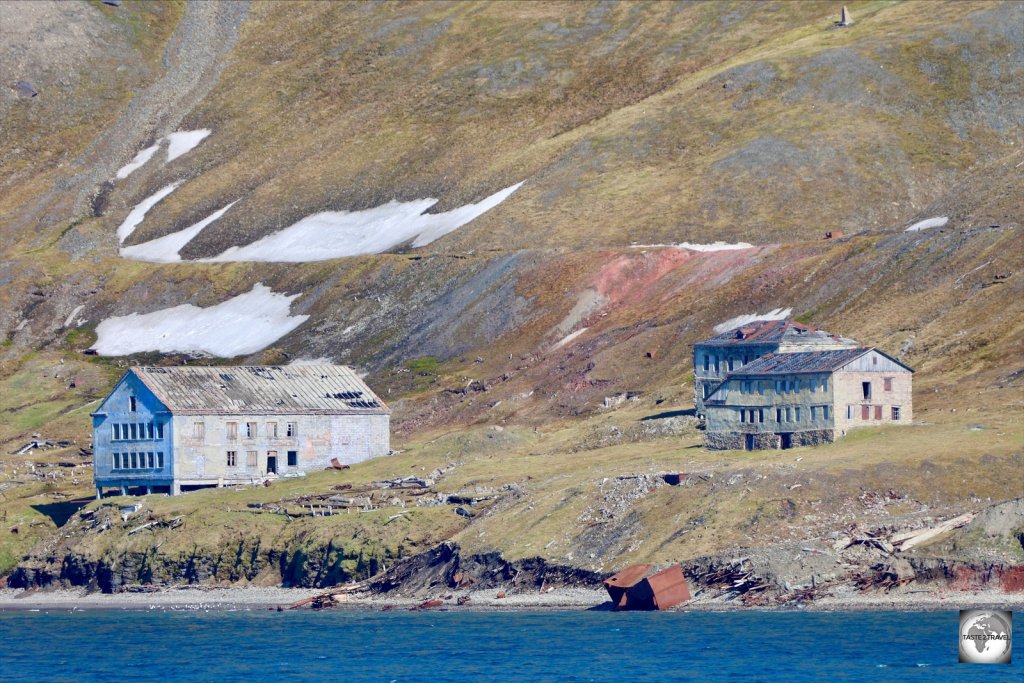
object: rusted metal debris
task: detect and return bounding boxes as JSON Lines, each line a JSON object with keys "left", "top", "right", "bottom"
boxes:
{"left": 329, "top": 458, "right": 350, "bottom": 470}
{"left": 603, "top": 564, "right": 692, "bottom": 611}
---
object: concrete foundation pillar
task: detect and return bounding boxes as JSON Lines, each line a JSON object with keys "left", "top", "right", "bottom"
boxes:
{"left": 120, "top": 484, "right": 128, "bottom": 496}
{"left": 96, "top": 487, "right": 102, "bottom": 500}
{"left": 146, "top": 486, "right": 152, "bottom": 495}
{"left": 171, "top": 481, "right": 180, "bottom": 496}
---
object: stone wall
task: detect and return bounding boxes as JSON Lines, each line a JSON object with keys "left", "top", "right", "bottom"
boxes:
{"left": 703, "top": 431, "right": 745, "bottom": 451}
{"left": 789, "top": 429, "right": 835, "bottom": 447}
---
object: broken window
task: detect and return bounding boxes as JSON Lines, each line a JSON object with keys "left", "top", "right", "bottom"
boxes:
{"left": 714, "top": 357, "right": 720, "bottom": 374}
{"left": 226, "top": 422, "right": 238, "bottom": 440}
{"left": 740, "top": 409, "right": 746, "bottom": 423}
{"left": 883, "top": 377, "right": 893, "bottom": 392}
{"left": 147, "top": 423, "right": 154, "bottom": 439}
{"left": 130, "top": 452, "right": 138, "bottom": 469}
{"left": 874, "top": 405, "right": 882, "bottom": 420}
{"left": 227, "top": 450, "right": 237, "bottom": 467}
{"left": 728, "top": 358, "right": 735, "bottom": 372}
{"left": 247, "top": 450, "right": 257, "bottom": 467}
{"left": 147, "top": 452, "right": 154, "bottom": 468}
{"left": 775, "top": 380, "right": 783, "bottom": 393}
{"left": 776, "top": 408, "right": 782, "bottom": 423}
{"left": 246, "top": 422, "right": 257, "bottom": 438}
{"left": 287, "top": 450, "right": 298, "bottom": 467}
{"left": 267, "top": 422, "right": 278, "bottom": 438}
{"left": 823, "top": 405, "right": 830, "bottom": 420}
{"left": 892, "top": 406, "right": 901, "bottom": 421}
{"left": 757, "top": 381, "right": 764, "bottom": 395}
{"left": 703, "top": 355, "right": 710, "bottom": 372}
{"left": 194, "top": 422, "right": 205, "bottom": 439}
{"left": 862, "top": 382, "right": 871, "bottom": 400}
{"left": 157, "top": 452, "right": 164, "bottom": 469}
{"left": 822, "top": 378, "right": 828, "bottom": 392}
{"left": 156, "top": 422, "right": 164, "bottom": 439}
{"left": 129, "top": 423, "right": 137, "bottom": 440}
{"left": 758, "top": 409, "right": 764, "bottom": 423}
{"left": 129, "top": 395, "right": 137, "bottom": 412}
{"left": 286, "top": 422, "right": 297, "bottom": 437}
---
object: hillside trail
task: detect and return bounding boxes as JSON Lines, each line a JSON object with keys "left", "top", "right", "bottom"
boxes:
{"left": 13, "top": 0, "right": 249, "bottom": 241}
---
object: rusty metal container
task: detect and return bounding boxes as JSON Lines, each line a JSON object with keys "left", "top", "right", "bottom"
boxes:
{"left": 603, "top": 564, "right": 651, "bottom": 609}
{"left": 603, "top": 563, "right": 692, "bottom": 611}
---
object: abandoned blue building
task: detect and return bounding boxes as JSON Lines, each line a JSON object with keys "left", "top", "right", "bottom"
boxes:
{"left": 91, "top": 365, "right": 390, "bottom": 497}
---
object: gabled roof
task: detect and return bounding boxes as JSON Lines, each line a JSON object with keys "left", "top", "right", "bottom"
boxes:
{"left": 697, "top": 319, "right": 855, "bottom": 347}
{"left": 129, "top": 365, "right": 390, "bottom": 415}
{"left": 726, "top": 347, "right": 914, "bottom": 376}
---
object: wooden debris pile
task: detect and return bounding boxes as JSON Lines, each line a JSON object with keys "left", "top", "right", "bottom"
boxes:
{"left": 700, "top": 558, "right": 770, "bottom": 596}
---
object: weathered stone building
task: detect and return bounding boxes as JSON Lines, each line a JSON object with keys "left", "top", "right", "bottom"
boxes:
{"left": 92, "top": 365, "right": 390, "bottom": 497}
{"left": 702, "top": 346, "right": 913, "bottom": 450}
{"left": 693, "top": 320, "right": 858, "bottom": 416}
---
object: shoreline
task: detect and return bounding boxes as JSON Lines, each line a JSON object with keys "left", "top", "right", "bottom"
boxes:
{"left": 1, "top": 586, "right": 1020, "bottom": 614}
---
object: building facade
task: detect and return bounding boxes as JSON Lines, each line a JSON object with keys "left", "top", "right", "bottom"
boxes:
{"left": 692, "top": 320, "right": 857, "bottom": 416}
{"left": 702, "top": 347, "right": 913, "bottom": 450}
{"left": 92, "top": 365, "right": 390, "bottom": 497}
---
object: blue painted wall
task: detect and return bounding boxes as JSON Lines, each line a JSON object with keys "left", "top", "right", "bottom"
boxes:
{"left": 92, "top": 371, "right": 173, "bottom": 488}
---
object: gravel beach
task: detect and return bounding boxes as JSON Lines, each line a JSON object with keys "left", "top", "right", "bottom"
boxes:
{"left": 2, "top": 585, "right": 1020, "bottom": 613}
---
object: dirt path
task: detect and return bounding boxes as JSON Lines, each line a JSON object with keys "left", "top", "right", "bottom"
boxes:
{"left": 16, "top": 0, "right": 250, "bottom": 235}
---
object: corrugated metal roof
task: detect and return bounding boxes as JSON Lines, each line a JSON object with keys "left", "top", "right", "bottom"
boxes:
{"left": 131, "top": 365, "right": 390, "bottom": 415}
{"left": 729, "top": 348, "right": 872, "bottom": 375}
{"left": 697, "top": 319, "right": 855, "bottom": 347}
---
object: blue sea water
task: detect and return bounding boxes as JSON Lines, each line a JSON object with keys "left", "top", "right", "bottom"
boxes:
{"left": 0, "top": 609, "right": 1019, "bottom": 682}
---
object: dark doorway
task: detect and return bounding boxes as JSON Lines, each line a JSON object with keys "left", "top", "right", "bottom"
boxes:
{"left": 744, "top": 434, "right": 755, "bottom": 451}
{"left": 267, "top": 456, "right": 277, "bottom": 474}
{"left": 862, "top": 381, "right": 872, "bottom": 399}
{"left": 780, "top": 433, "right": 793, "bottom": 449}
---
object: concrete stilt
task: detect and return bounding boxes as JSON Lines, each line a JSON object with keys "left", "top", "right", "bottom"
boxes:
{"left": 146, "top": 486, "right": 152, "bottom": 495}
{"left": 96, "top": 487, "right": 102, "bottom": 500}
{"left": 121, "top": 485, "right": 128, "bottom": 496}
{"left": 171, "top": 481, "right": 180, "bottom": 496}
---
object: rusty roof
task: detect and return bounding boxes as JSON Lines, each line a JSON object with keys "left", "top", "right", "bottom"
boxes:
{"left": 727, "top": 348, "right": 873, "bottom": 375}
{"left": 129, "top": 365, "right": 390, "bottom": 415}
{"left": 697, "top": 319, "right": 854, "bottom": 346}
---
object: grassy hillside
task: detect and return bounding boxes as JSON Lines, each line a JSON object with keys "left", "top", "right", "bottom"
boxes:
{"left": 0, "top": 1, "right": 1020, "bottom": 583}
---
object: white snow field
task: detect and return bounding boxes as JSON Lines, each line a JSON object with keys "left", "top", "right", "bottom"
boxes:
{"left": 205, "top": 181, "right": 524, "bottom": 262}
{"left": 115, "top": 144, "right": 160, "bottom": 180}
{"left": 905, "top": 216, "right": 949, "bottom": 232}
{"left": 120, "top": 201, "right": 238, "bottom": 262}
{"left": 115, "top": 130, "right": 212, "bottom": 180}
{"left": 630, "top": 241, "right": 754, "bottom": 252}
{"left": 116, "top": 182, "right": 181, "bottom": 242}
{"left": 714, "top": 307, "right": 793, "bottom": 334}
{"left": 91, "top": 284, "right": 309, "bottom": 357}
{"left": 165, "top": 129, "right": 211, "bottom": 162}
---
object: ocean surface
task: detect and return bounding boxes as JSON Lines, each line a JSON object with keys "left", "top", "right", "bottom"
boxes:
{"left": 0, "top": 609, "right": 1019, "bottom": 681}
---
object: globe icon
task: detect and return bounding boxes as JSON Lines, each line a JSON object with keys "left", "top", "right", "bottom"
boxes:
{"left": 960, "top": 610, "right": 1012, "bottom": 664}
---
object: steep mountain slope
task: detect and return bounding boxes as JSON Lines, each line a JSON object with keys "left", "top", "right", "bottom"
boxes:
{"left": 0, "top": 1, "right": 1020, "bottom": 586}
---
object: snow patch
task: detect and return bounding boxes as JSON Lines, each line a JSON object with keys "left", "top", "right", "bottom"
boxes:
{"left": 117, "top": 182, "right": 181, "bottom": 243}
{"left": 713, "top": 308, "right": 792, "bottom": 334}
{"left": 115, "top": 144, "right": 160, "bottom": 180}
{"left": 165, "top": 129, "right": 211, "bottom": 162}
{"left": 91, "top": 284, "right": 309, "bottom": 357}
{"left": 204, "top": 182, "right": 524, "bottom": 263}
{"left": 553, "top": 327, "right": 588, "bottom": 349}
{"left": 120, "top": 201, "right": 238, "bottom": 262}
{"left": 630, "top": 241, "right": 755, "bottom": 252}
{"left": 63, "top": 305, "right": 85, "bottom": 329}
{"left": 905, "top": 216, "right": 948, "bottom": 232}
